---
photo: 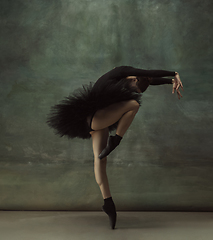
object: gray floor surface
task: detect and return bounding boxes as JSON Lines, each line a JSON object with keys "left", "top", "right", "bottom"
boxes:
{"left": 0, "top": 211, "right": 213, "bottom": 240}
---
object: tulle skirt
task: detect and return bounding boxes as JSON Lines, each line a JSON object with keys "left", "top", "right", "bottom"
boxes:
{"left": 46, "top": 79, "right": 142, "bottom": 139}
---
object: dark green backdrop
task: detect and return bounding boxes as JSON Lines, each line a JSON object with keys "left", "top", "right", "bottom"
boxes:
{"left": 0, "top": 0, "right": 213, "bottom": 210}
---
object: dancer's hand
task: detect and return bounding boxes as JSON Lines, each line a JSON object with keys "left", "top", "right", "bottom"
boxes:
{"left": 172, "top": 72, "right": 184, "bottom": 99}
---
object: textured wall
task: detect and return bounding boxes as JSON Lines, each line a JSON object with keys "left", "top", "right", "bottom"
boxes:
{"left": 0, "top": 0, "right": 213, "bottom": 210}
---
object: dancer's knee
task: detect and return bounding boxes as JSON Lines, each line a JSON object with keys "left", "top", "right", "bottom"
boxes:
{"left": 129, "top": 100, "right": 140, "bottom": 112}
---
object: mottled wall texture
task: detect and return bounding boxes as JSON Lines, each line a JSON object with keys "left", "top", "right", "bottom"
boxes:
{"left": 0, "top": 0, "right": 213, "bottom": 210}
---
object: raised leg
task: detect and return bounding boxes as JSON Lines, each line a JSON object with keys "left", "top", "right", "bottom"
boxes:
{"left": 90, "top": 100, "right": 139, "bottom": 159}
{"left": 116, "top": 107, "right": 139, "bottom": 137}
{"left": 91, "top": 100, "right": 140, "bottom": 137}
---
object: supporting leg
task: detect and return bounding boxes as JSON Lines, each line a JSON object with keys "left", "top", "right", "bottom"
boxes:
{"left": 91, "top": 128, "right": 111, "bottom": 199}
{"left": 91, "top": 128, "right": 117, "bottom": 229}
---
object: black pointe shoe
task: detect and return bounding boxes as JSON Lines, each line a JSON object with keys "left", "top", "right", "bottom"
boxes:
{"left": 99, "top": 135, "right": 122, "bottom": 159}
{"left": 102, "top": 204, "right": 117, "bottom": 229}
{"left": 99, "top": 136, "right": 115, "bottom": 159}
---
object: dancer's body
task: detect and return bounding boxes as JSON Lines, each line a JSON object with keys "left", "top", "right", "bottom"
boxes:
{"left": 47, "top": 66, "right": 183, "bottom": 229}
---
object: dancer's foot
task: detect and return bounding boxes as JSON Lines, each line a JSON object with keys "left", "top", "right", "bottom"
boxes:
{"left": 102, "top": 197, "right": 117, "bottom": 229}
{"left": 99, "top": 134, "right": 122, "bottom": 159}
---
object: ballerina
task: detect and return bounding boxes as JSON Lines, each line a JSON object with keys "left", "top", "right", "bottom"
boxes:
{"left": 47, "top": 66, "right": 183, "bottom": 229}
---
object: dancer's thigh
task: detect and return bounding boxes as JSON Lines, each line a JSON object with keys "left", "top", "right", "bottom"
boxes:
{"left": 91, "top": 100, "right": 139, "bottom": 131}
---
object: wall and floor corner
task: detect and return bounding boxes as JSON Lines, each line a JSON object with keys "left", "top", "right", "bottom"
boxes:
{"left": 0, "top": 0, "right": 213, "bottom": 211}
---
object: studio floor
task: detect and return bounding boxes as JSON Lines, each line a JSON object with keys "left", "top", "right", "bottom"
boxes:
{"left": 0, "top": 211, "right": 213, "bottom": 240}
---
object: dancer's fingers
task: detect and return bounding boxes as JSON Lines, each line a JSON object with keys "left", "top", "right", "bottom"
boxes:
{"left": 177, "top": 89, "right": 182, "bottom": 99}
{"left": 180, "top": 82, "right": 184, "bottom": 91}
{"left": 176, "top": 82, "right": 180, "bottom": 90}
{"left": 172, "top": 83, "right": 176, "bottom": 94}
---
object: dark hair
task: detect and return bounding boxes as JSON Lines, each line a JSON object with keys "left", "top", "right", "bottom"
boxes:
{"left": 137, "top": 77, "right": 150, "bottom": 93}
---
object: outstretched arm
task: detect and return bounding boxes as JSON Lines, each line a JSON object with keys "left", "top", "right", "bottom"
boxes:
{"left": 95, "top": 66, "right": 183, "bottom": 98}
{"left": 148, "top": 72, "right": 184, "bottom": 99}
{"left": 120, "top": 66, "right": 176, "bottom": 78}
{"left": 149, "top": 77, "right": 173, "bottom": 85}
{"left": 98, "top": 66, "right": 176, "bottom": 82}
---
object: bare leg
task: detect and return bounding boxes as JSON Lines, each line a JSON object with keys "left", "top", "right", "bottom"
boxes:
{"left": 90, "top": 100, "right": 139, "bottom": 159}
{"left": 91, "top": 128, "right": 111, "bottom": 199}
{"left": 91, "top": 100, "right": 139, "bottom": 137}
{"left": 116, "top": 109, "right": 139, "bottom": 137}
{"left": 90, "top": 99, "right": 137, "bottom": 196}
{"left": 91, "top": 128, "right": 117, "bottom": 229}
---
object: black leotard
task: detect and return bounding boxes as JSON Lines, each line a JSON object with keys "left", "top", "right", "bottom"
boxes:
{"left": 88, "top": 66, "right": 175, "bottom": 131}
{"left": 92, "top": 66, "right": 175, "bottom": 91}
{"left": 47, "top": 66, "right": 176, "bottom": 139}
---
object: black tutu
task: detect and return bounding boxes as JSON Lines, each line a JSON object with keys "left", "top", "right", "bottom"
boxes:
{"left": 46, "top": 79, "right": 142, "bottom": 139}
